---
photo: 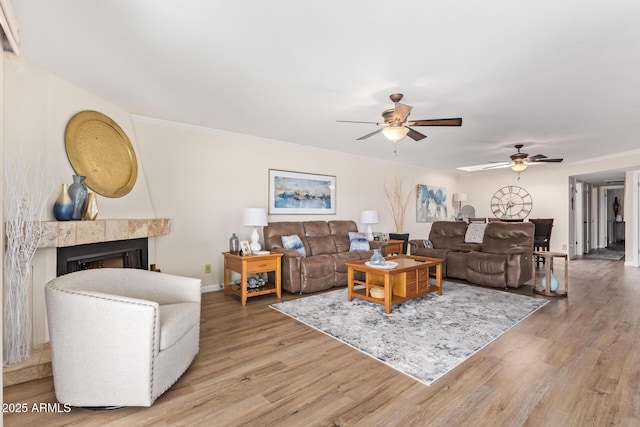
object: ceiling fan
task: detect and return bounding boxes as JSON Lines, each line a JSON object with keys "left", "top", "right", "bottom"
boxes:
{"left": 458, "top": 144, "right": 564, "bottom": 175}
{"left": 337, "top": 93, "right": 462, "bottom": 154}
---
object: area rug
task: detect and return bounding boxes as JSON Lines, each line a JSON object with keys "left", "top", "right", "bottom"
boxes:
{"left": 270, "top": 282, "right": 548, "bottom": 386}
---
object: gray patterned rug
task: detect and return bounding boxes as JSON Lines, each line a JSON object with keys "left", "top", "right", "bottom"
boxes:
{"left": 270, "top": 282, "right": 548, "bottom": 386}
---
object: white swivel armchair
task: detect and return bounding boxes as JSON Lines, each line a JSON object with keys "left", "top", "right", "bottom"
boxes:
{"left": 45, "top": 268, "right": 201, "bottom": 407}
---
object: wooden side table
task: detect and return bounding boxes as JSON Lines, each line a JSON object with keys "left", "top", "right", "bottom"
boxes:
{"left": 222, "top": 252, "right": 283, "bottom": 305}
{"left": 532, "top": 251, "right": 568, "bottom": 297}
{"left": 384, "top": 239, "right": 405, "bottom": 256}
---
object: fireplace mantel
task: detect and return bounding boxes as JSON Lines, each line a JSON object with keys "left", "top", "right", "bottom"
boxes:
{"left": 39, "top": 218, "right": 170, "bottom": 248}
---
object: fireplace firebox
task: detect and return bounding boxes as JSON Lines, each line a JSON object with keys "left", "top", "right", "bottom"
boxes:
{"left": 56, "top": 238, "right": 148, "bottom": 276}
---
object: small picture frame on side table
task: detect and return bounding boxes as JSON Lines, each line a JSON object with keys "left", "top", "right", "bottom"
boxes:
{"left": 239, "top": 241, "right": 251, "bottom": 256}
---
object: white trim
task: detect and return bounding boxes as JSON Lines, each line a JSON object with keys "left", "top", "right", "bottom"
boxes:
{"left": 201, "top": 284, "right": 223, "bottom": 293}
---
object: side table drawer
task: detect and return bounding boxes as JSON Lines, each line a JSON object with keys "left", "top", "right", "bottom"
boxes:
{"left": 246, "top": 257, "right": 278, "bottom": 273}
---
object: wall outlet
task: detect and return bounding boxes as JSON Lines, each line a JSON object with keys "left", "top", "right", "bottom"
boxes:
{"left": 562, "top": 244, "right": 568, "bottom": 250}
{"left": 204, "top": 264, "right": 212, "bottom": 274}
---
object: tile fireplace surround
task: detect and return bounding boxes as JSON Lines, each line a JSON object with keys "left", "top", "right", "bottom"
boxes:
{"left": 38, "top": 218, "right": 171, "bottom": 248}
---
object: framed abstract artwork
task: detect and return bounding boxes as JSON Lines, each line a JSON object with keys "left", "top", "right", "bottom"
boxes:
{"left": 269, "top": 169, "right": 336, "bottom": 214}
{"left": 416, "top": 184, "right": 448, "bottom": 222}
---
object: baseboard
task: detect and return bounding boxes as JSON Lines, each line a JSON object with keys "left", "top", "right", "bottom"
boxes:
{"left": 201, "top": 284, "right": 223, "bottom": 293}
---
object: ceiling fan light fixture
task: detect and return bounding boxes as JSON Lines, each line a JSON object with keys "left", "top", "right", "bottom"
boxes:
{"left": 381, "top": 126, "right": 410, "bottom": 143}
{"left": 510, "top": 163, "right": 528, "bottom": 173}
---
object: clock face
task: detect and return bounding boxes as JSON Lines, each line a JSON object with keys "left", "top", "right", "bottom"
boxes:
{"left": 491, "top": 186, "right": 533, "bottom": 219}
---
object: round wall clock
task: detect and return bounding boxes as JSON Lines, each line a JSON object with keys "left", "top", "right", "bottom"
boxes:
{"left": 490, "top": 185, "right": 533, "bottom": 219}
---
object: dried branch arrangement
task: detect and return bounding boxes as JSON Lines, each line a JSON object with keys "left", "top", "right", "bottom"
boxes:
{"left": 3, "top": 154, "right": 46, "bottom": 365}
{"left": 384, "top": 177, "right": 414, "bottom": 233}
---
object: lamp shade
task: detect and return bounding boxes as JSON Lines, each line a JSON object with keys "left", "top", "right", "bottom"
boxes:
{"left": 360, "top": 210, "right": 379, "bottom": 224}
{"left": 242, "top": 207, "right": 267, "bottom": 227}
{"left": 452, "top": 193, "right": 468, "bottom": 203}
{"left": 381, "top": 126, "right": 410, "bottom": 143}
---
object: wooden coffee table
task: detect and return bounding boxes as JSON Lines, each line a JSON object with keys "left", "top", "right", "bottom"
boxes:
{"left": 345, "top": 255, "right": 443, "bottom": 314}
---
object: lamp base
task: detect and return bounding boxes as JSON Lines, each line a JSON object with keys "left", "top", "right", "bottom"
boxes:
{"left": 250, "top": 227, "right": 261, "bottom": 252}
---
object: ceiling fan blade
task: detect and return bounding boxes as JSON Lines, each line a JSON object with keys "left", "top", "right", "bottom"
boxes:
{"left": 337, "top": 120, "right": 383, "bottom": 125}
{"left": 527, "top": 154, "right": 547, "bottom": 160}
{"left": 409, "top": 118, "right": 462, "bottom": 126}
{"left": 483, "top": 162, "right": 511, "bottom": 170}
{"left": 406, "top": 127, "right": 427, "bottom": 141}
{"left": 532, "top": 158, "right": 564, "bottom": 163}
{"left": 457, "top": 162, "right": 510, "bottom": 172}
{"left": 393, "top": 103, "right": 412, "bottom": 122}
{"left": 356, "top": 128, "right": 383, "bottom": 140}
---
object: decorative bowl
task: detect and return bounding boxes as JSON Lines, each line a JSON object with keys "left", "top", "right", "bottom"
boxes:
{"left": 370, "top": 288, "right": 385, "bottom": 299}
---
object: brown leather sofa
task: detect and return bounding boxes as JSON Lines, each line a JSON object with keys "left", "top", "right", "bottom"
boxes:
{"left": 409, "top": 221, "right": 534, "bottom": 288}
{"left": 264, "top": 220, "right": 386, "bottom": 293}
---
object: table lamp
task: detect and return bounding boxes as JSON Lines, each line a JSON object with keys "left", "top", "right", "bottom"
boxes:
{"left": 360, "top": 210, "right": 379, "bottom": 241}
{"left": 243, "top": 207, "right": 268, "bottom": 252}
{"left": 452, "top": 193, "right": 467, "bottom": 219}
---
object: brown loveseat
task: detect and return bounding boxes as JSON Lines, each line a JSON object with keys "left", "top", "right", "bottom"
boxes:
{"left": 409, "top": 221, "right": 534, "bottom": 288}
{"left": 264, "top": 220, "right": 386, "bottom": 293}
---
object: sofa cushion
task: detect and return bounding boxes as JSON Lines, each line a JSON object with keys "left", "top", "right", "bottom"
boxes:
{"left": 465, "top": 222, "right": 487, "bottom": 243}
{"left": 300, "top": 255, "right": 336, "bottom": 293}
{"left": 307, "top": 236, "right": 337, "bottom": 256}
{"left": 466, "top": 252, "right": 507, "bottom": 287}
{"left": 429, "top": 221, "right": 468, "bottom": 248}
{"left": 348, "top": 232, "right": 370, "bottom": 251}
{"left": 329, "top": 252, "right": 362, "bottom": 274}
{"left": 302, "top": 221, "right": 337, "bottom": 256}
{"left": 281, "top": 235, "right": 306, "bottom": 258}
{"left": 328, "top": 220, "right": 359, "bottom": 253}
{"left": 481, "top": 222, "right": 534, "bottom": 254}
{"left": 264, "top": 222, "right": 309, "bottom": 256}
{"left": 158, "top": 302, "right": 200, "bottom": 351}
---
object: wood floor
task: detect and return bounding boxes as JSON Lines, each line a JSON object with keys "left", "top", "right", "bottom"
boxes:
{"left": 4, "top": 258, "right": 640, "bottom": 426}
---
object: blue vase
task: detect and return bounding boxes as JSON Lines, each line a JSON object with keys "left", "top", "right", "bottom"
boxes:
{"left": 53, "top": 183, "right": 73, "bottom": 221}
{"left": 549, "top": 271, "right": 559, "bottom": 292}
{"left": 541, "top": 270, "right": 560, "bottom": 292}
{"left": 68, "top": 175, "right": 88, "bottom": 221}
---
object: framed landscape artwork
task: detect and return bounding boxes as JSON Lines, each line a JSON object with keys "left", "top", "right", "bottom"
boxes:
{"left": 269, "top": 169, "right": 336, "bottom": 214}
{"left": 416, "top": 184, "right": 448, "bottom": 222}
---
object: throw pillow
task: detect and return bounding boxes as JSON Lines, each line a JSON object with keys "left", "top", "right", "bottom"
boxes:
{"left": 348, "top": 232, "right": 370, "bottom": 251}
{"left": 465, "top": 223, "right": 487, "bottom": 244}
{"left": 281, "top": 234, "right": 306, "bottom": 258}
{"left": 423, "top": 239, "right": 433, "bottom": 249}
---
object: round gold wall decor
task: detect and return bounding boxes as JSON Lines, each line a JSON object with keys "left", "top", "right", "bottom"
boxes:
{"left": 65, "top": 110, "right": 138, "bottom": 198}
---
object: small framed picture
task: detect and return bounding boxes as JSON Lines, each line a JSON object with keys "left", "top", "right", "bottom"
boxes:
{"left": 239, "top": 241, "right": 252, "bottom": 256}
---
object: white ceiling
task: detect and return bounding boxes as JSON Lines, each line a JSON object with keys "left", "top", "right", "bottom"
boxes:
{"left": 10, "top": 1, "right": 640, "bottom": 179}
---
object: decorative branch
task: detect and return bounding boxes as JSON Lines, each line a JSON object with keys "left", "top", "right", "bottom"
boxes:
{"left": 384, "top": 177, "right": 414, "bottom": 233}
{"left": 3, "top": 152, "right": 47, "bottom": 365}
